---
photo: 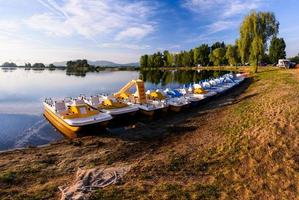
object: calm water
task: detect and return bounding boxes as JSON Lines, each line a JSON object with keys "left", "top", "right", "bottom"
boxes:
{"left": 0, "top": 68, "right": 227, "bottom": 150}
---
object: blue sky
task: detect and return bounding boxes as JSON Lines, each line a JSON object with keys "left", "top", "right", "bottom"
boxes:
{"left": 0, "top": 0, "right": 298, "bottom": 64}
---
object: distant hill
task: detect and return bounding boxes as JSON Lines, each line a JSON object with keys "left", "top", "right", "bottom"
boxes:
{"left": 51, "top": 60, "right": 139, "bottom": 67}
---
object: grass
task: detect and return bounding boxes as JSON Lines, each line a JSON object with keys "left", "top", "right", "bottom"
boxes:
{"left": 0, "top": 171, "right": 17, "bottom": 184}
{"left": 0, "top": 67, "right": 298, "bottom": 199}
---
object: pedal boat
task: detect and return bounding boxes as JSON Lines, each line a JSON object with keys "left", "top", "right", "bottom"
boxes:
{"left": 146, "top": 90, "right": 169, "bottom": 113}
{"left": 217, "top": 77, "right": 237, "bottom": 90}
{"left": 114, "top": 79, "right": 167, "bottom": 117}
{"left": 177, "top": 87, "right": 210, "bottom": 106}
{"left": 208, "top": 79, "right": 232, "bottom": 93}
{"left": 163, "top": 88, "right": 190, "bottom": 112}
{"left": 83, "top": 95, "right": 139, "bottom": 117}
{"left": 200, "top": 81, "right": 225, "bottom": 95}
{"left": 117, "top": 92, "right": 167, "bottom": 116}
{"left": 43, "top": 98, "right": 112, "bottom": 136}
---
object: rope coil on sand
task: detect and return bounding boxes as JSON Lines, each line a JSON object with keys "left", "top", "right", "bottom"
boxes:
{"left": 59, "top": 166, "right": 130, "bottom": 200}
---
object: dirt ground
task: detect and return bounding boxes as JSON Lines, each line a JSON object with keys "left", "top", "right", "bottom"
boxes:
{"left": 0, "top": 68, "right": 298, "bottom": 200}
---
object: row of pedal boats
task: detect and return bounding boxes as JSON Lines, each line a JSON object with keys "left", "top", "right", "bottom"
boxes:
{"left": 43, "top": 73, "right": 245, "bottom": 134}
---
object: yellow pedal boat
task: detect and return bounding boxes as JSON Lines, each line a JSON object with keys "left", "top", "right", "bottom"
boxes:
{"left": 114, "top": 80, "right": 167, "bottom": 116}
{"left": 43, "top": 98, "right": 112, "bottom": 136}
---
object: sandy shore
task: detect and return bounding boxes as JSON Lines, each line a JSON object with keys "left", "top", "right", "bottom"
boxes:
{"left": 0, "top": 68, "right": 298, "bottom": 200}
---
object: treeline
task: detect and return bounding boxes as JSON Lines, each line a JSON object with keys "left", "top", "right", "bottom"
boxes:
{"left": 140, "top": 11, "right": 288, "bottom": 71}
{"left": 24, "top": 63, "right": 47, "bottom": 68}
{"left": 140, "top": 38, "right": 286, "bottom": 69}
{"left": 0, "top": 62, "right": 51, "bottom": 68}
{"left": 1, "top": 62, "right": 17, "bottom": 67}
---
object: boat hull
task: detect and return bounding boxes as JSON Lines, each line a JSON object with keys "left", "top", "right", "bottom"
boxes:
{"left": 44, "top": 108, "right": 109, "bottom": 138}
{"left": 102, "top": 107, "right": 138, "bottom": 118}
{"left": 139, "top": 109, "right": 155, "bottom": 117}
{"left": 112, "top": 110, "right": 137, "bottom": 118}
{"left": 169, "top": 103, "right": 190, "bottom": 112}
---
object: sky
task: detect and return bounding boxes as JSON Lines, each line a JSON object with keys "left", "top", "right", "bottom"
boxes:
{"left": 0, "top": 0, "right": 298, "bottom": 65}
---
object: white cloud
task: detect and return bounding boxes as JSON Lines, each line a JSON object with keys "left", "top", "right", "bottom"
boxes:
{"left": 99, "top": 42, "right": 150, "bottom": 50}
{"left": 223, "top": 0, "right": 261, "bottom": 17}
{"left": 207, "top": 20, "right": 235, "bottom": 33}
{"left": 183, "top": 0, "right": 262, "bottom": 17}
{"left": 0, "top": 20, "right": 21, "bottom": 32}
{"left": 26, "top": 13, "right": 73, "bottom": 37}
{"left": 115, "top": 25, "right": 154, "bottom": 41}
{"left": 26, "top": 0, "right": 156, "bottom": 41}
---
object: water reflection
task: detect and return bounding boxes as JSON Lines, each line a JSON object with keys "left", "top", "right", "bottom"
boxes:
{"left": 140, "top": 69, "right": 228, "bottom": 86}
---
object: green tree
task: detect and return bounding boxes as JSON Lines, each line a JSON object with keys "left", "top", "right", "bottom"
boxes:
{"left": 167, "top": 53, "right": 174, "bottom": 67}
{"left": 289, "top": 53, "right": 299, "bottom": 64}
{"left": 198, "top": 44, "right": 210, "bottom": 66}
{"left": 193, "top": 47, "right": 200, "bottom": 65}
{"left": 66, "top": 59, "right": 91, "bottom": 76}
{"left": 226, "top": 45, "right": 239, "bottom": 66}
{"left": 209, "top": 48, "right": 226, "bottom": 66}
{"left": 1, "top": 62, "right": 17, "bottom": 67}
{"left": 269, "top": 37, "right": 286, "bottom": 64}
{"left": 174, "top": 52, "right": 183, "bottom": 67}
{"left": 182, "top": 51, "right": 192, "bottom": 67}
{"left": 66, "top": 59, "right": 89, "bottom": 68}
{"left": 188, "top": 49, "right": 194, "bottom": 67}
{"left": 238, "top": 11, "right": 279, "bottom": 72}
{"left": 163, "top": 50, "right": 173, "bottom": 67}
{"left": 32, "top": 63, "right": 45, "bottom": 68}
{"left": 152, "top": 52, "right": 164, "bottom": 68}
{"left": 147, "top": 55, "right": 154, "bottom": 68}
{"left": 48, "top": 64, "right": 56, "bottom": 68}
{"left": 211, "top": 42, "right": 225, "bottom": 51}
{"left": 140, "top": 55, "right": 148, "bottom": 68}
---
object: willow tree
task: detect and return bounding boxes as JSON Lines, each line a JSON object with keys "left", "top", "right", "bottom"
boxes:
{"left": 238, "top": 11, "right": 279, "bottom": 72}
{"left": 226, "top": 45, "right": 239, "bottom": 66}
{"left": 209, "top": 47, "right": 226, "bottom": 66}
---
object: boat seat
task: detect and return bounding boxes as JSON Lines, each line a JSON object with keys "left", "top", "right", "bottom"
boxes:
{"left": 194, "top": 88, "right": 208, "bottom": 94}
{"left": 54, "top": 101, "right": 68, "bottom": 113}
{"left": 74, "top": 99, "right": 85, "bottom": 105}
{"left": 90, "top": 96, "right": 100, "bottom": 106}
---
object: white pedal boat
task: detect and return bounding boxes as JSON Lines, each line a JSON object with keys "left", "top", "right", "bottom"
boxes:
{"left": 43, "top": 98, "right": 112, "bottom": 135}
{"left": 137, "top": 100, "right": 168, "bottom": 116}
{"left": 83, "top": 95, "right": 139, "bottom": 117}
{"left": 163, "top": 88, "right": 190, "bottom": 112}
{"left": 176, "top": 87, "right": 206, "bottom": 104}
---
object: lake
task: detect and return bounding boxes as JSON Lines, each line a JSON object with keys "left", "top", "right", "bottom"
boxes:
{"left": 0, "top": 68, "right": 228, "bottom": 151}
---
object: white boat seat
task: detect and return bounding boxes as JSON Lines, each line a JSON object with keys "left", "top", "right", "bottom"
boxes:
{"left": 90, "top": 96, "right": 100, "bottom": 106}
{"left": 55, "top": 101, "right": 67, "bottom": 113}
{"left": 74, "top": 99, "right": 85, "bottom": 105}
